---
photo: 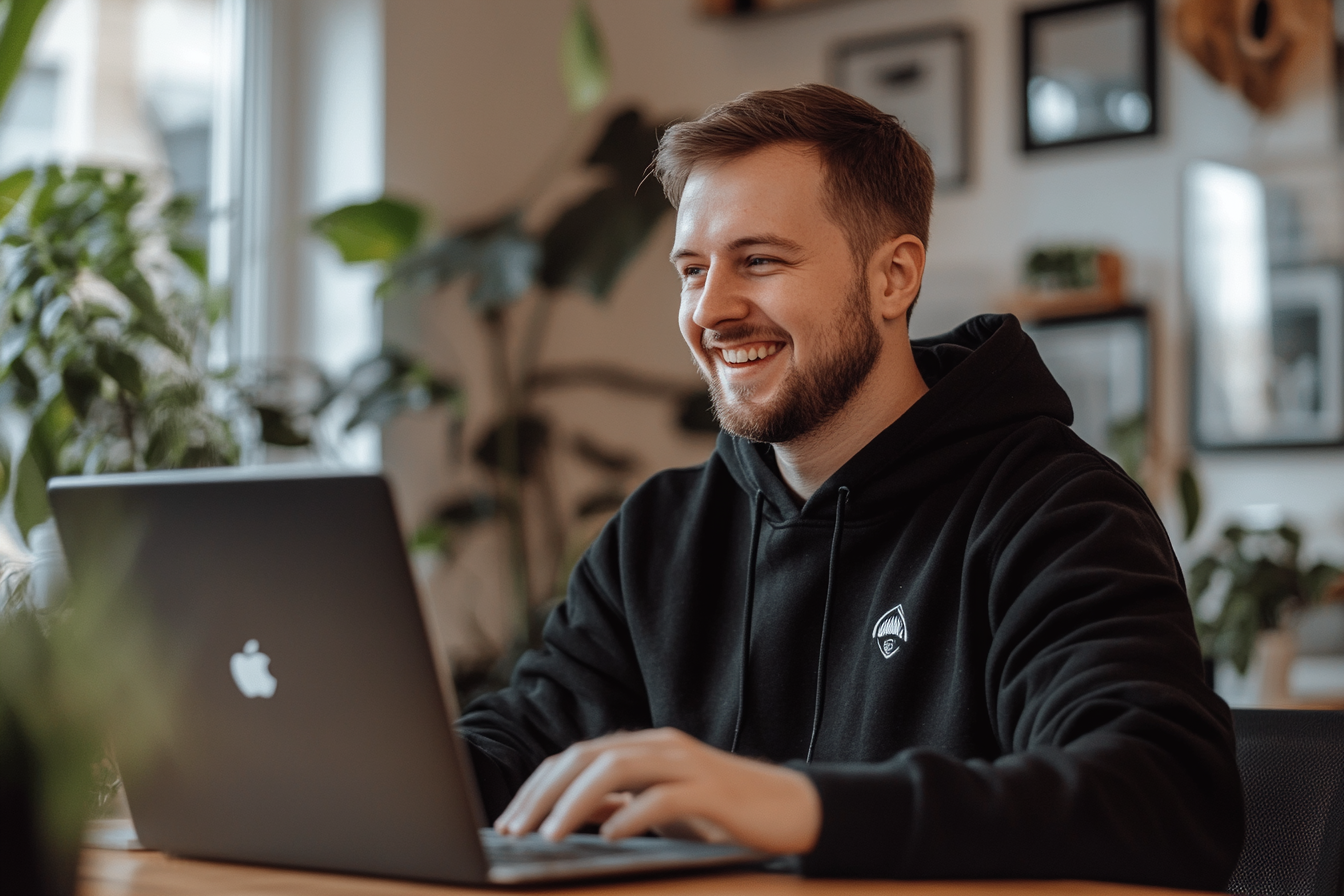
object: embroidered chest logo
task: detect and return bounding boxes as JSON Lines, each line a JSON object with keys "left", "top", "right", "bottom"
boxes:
{"left": 872, "top": 604, "right": 908, "bottom": 659}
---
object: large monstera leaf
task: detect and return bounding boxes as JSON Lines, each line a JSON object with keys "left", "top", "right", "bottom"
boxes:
{"left": 539, "top": 108, "right": 671, "bottom": 301}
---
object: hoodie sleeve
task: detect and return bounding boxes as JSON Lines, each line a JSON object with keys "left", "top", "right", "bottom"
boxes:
{"left": 792, "top": 461, "right": 1243, "bottom": 890}
{"left": 455, "top": 517, "right": 652, "bottom": 822}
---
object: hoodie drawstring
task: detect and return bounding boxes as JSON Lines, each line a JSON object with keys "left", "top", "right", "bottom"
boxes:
{"left": 806, "top": 486, "right": 849, "bottom": 764}
{"left": 729, "top": 489, "right": 765, "bottom": 755}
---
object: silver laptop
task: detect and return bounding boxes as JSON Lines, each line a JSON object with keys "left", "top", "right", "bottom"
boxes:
{"left": 49, "top": 467, "right": 764, "bottom": 885}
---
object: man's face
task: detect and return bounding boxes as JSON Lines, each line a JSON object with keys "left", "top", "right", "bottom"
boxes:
{"left": 671, "top": 144, "right": 882, "bottom": 444}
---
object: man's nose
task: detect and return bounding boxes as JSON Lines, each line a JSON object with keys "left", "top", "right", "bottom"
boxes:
{"left": 691, "top": 267, "right": 750, "bottom": 331}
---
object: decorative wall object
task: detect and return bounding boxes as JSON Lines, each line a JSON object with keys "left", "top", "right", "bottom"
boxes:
{"left": 1186, "top": 159, "right": 1344, "bottom": 448}
{"left": 1174, "top": 0, "right": 1331, "bottom": 114}
{"left": 1024, "top": 308, "right": 1149, "bottom": 478}
{"left": 1021, "top": 0, "right": 1158, "bottom": 151}
{"left": 1195, "top": 264, "right": 1344, "bottom": 448}
{"left": 831, "top": 26, "right": 970, "bottom": 189}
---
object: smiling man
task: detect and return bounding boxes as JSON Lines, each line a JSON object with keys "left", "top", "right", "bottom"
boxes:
{"left": 457, "top": 85, "right": 1243, "bottom": 887}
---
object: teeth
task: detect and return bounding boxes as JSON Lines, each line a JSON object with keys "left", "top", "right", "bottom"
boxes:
{"left": 721, "top": 344, "right": 778, "bottom": 364}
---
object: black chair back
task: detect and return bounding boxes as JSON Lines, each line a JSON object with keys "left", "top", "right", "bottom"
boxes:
{"left": 1229, "top": 709, "right": 1344, "bottom": 896}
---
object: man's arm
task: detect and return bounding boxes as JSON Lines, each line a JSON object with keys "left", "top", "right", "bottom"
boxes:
{"left": 491, "top": 464, "right": 1243, "bottom": 889}
{"left": 456, "top": 517, "right": 653, "bottom": 822}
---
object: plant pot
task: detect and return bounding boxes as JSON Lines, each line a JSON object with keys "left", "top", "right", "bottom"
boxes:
{"left": 1213, "top": 627, "right": 1298, "bottom": 707}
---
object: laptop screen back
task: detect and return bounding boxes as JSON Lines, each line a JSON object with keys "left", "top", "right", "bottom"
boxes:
{"left": 49, "top": 469, "right": 489, "bottom": 884}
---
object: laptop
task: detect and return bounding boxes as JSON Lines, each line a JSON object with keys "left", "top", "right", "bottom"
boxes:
{"left": 48, "top": 467, "right": 766, "bottom": 885}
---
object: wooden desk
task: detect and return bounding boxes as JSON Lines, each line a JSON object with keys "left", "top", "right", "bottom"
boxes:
{"left": 80, "top": 849, "right": 1205, "bottom": 896}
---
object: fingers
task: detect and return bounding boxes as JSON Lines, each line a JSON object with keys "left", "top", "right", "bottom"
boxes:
{"left": 585, "top": 792, "right": 633, "bottom": 825}
{"left": 540, "top": 743, "right": 675, "bottom": 839}
{"left": 490, "top": 728, "right": 827, "bottom": 853}
{"left": 495, "top": 729, "right": 687, "bottom": 837}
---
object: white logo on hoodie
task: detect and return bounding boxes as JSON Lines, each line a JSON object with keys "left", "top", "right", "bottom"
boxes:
{"left": 872, "top": 604, "right": 908, "bottom": 659}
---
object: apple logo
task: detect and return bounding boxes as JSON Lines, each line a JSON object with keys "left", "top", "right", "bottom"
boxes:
{"left": 230, "top": 639, "right": 278, "bottom": 698}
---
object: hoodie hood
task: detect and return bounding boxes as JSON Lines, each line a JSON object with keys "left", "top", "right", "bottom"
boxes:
{"left": 717, "top": 313, "right": 1074, "bottom": 523}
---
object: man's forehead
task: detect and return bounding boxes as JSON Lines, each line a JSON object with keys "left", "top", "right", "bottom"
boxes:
{"left": 682, "top": 142, "right": 822, "bottom": 191}
{"left": 673, "top": 146, "right": 828, "bottom": 253}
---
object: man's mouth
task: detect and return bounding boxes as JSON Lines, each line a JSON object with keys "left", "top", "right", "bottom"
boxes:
{"left": 717, "top": 342, "right": 782, "bottom": 365}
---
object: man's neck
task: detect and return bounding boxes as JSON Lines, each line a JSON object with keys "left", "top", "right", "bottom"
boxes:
{"left": 773, "top": 343, "right": 928, "bottom": 502}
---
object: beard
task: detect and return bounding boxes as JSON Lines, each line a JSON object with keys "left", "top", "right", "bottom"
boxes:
{"left": 699, "top": 274, "right": 883, "bottom": 444}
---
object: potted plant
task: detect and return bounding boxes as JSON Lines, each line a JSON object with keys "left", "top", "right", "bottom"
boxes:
{"left": 1188, "top": 521, "right": 1342, "bottom": 703}
{"left": 310, "top": 1, "right": 715, "bottom": 701}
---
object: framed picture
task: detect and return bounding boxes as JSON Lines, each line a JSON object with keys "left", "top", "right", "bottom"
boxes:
{"left": 1194, "top": 265, "right": 1344, "bottom": 448}
{"left": 1021, "top": 0, "right": 1158, "bottom": 152}
{"left": 1024, "top": 307, "right": 1149, "bottom": 476}
{"left": 831, "top": 26, "right": 970, "bottom": 189}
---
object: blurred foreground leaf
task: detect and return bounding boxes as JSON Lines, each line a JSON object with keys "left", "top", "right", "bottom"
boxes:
{"left": 0, "top": 0, "right": 49, "bottom": 116}
{"left": 312, "top": 198, "right": 425, "bottom": 264}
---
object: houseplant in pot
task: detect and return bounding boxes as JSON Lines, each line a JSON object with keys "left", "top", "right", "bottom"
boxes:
{"left": 1188, "top": 520, "right": 1342, "bottom": 703}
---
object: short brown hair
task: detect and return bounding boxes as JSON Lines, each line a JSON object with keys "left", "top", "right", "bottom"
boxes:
{"left": 653, "top": 83, "right": 935, "bottom": 268}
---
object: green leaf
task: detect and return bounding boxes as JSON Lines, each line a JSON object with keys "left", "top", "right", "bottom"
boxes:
{"left": 469, "top": 224, "right": 540, "bottom": 309}
{"left": 312, "top": 198, "right": 425, "bottom": 264}
{"left": 0, "top": 1, "right": 50, "bottom": 117}
{"left": 60, "top": 360, "right": 100, "bottom": 419}
{"left": 378, "top": 233, "right": 476, "bottom": 302}
{"left": 27, "top": 163, "right": 60, "bottom": 225}
{"left": 539, "top": 109, "right": 670, "bottom": 300}
{"left": 255, "top": 406, "right": 310, "bottom": 448}
{"left": 584, "top": 107, "right": 663, "bottom": 187}
{"left": 473, "top": 414, "right": 550, "bottom": 478}
{"left": 540, "top": 185, "right": 666, "bottom": 300}
{"left": 409, "top": 520, "right": 448, "bottom": 554}
{"left": 13, "top": 444, "right": 50, "bottom": 542}
{"left": 94, "top": 341, "right": 144, "bottom": 397}
{"left": 0, "top": 167, "right": 32, "bottom": 221}
{"left": 0, "top": 427, "right": 9, "bottom": 498}
{"left": 129, "top": 307, "right": 188, "bottom": 357}
{"left": 1178, "top": 465, "right": 1200, "bottom": 541}
{"left": 434, "top": 493, "right": 498, "bottom": 526}
{"left": 37, "top": 292, "right": 69, "bottom": 339}
{"left": 107, "top": 262, "right": 158, "bottom": 317}
{"left": 0, "top": 319, "right": 30, "bottom": 368}
{"left": 171, "top": 242, "right": 208, "bottom": 280}
{"left": 560, "top": 0, "right": 609, "bottom": 114}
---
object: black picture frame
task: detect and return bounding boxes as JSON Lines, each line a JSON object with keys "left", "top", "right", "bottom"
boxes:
{"left": 1192, "top": 265, "right": 1344, "bottom": 450}
{"left": 1021, "top": 0, "right": 1158, "bottom": 153}
{"left": 831, "top": 25, "right": 970, "bottom": 190}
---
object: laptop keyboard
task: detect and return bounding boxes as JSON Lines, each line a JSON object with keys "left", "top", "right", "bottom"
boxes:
{"left": 480, "top": 829, "right": 753, "bottom": 867}
{"left": 485, "top": 833, "right": 644, "bottom": 865}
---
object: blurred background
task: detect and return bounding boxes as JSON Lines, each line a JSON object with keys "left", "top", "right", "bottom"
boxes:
{"left": 5, "top": 0, "right": 1344, "bottom": 711}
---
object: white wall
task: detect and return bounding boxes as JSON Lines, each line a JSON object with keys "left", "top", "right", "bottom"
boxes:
{"left": 382, "top": 0, "right": 1344, "bottom": 662}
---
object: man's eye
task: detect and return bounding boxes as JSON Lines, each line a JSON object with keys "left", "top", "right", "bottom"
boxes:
{"left": 747, "top": 257, "right": 775, "bottom": 267}
{"left": 682, "top": 265, "right": 706, "bottom": 278}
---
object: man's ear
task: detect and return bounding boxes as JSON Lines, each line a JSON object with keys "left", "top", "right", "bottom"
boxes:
{"left": 874, "top": 235, "right": 926, "bottom": 322}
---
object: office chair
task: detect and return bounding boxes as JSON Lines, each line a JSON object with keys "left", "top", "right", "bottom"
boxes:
{"left": 1228, "top": 708, "right": 1344, "bottom": 896}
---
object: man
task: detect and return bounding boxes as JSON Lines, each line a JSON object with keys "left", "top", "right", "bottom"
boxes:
{"left": 458, "top": 84, "right": 1242, "bottom": 887}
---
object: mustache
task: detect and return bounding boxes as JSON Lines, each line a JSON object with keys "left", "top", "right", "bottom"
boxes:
{"left": 701, "top": 325, "right": 788, "bottom": 351}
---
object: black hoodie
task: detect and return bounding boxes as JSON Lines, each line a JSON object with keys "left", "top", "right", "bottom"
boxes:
{"left": 458, "top": 314, "right": 1244, "bottom": 888}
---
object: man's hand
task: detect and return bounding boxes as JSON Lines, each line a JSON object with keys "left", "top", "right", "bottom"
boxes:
{"left": 492, "top": 728, "right": 822, "bottom": 855}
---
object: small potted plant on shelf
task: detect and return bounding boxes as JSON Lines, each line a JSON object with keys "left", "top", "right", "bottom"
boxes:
{"left": 1188, "top": 521, "right": 1343, "bottom": 704}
